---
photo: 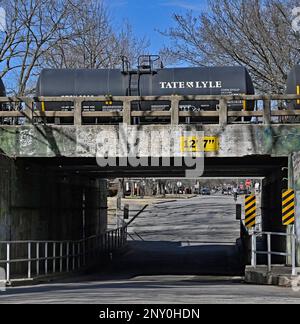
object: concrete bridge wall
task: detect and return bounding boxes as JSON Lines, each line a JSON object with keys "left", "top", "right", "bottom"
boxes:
{"left": 0, "top": 155, "right": 107, "bottom": 267}
{"left": 0, "top": 124, "right": 299, "bottom": 158}
{"left": 0, "top": 123, "right": 299, "bottom": 266}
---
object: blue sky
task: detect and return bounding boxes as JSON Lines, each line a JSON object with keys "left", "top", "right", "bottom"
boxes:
{"left": 105, "top": 0, "right": 208, "bottom": 54}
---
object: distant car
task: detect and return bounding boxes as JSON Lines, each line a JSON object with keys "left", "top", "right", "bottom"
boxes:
{"left": 201, "top": 188, "right": 211, "bottom": 195}
{"left": 238, "top": 189, "right": 251, "bottom": 195}
{"left": 222, "top": 189, "right": 228, "bottom": 195}
{"left": 222, "top": 188, "right": 232, "bottom": 195}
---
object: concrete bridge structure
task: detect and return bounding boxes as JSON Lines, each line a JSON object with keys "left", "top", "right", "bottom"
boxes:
{"left": 0, "top": 94, "right": 300, "bottom": 278}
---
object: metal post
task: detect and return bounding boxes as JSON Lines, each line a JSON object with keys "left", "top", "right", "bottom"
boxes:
{"left": 36, "top": 243, "right": 40, "bottom": 277}
{"left": 45, "top": 243, "right": 48, "bottom": 275}
{"left": 267, "top": 234, "right": 272, "bottom": 273}
{"left": 83, "top": 240, "right": 86, "bottom": 266}
{"left": 106, "top": 233, "right": 109, "bottom": 252}
{"left": 292, "top": 226, "right": 297, "bottom": 276}
{"left": 287, "top": 153, "right": 294, "bottom": 266}
{"left": 96, "top": 236, "right": 99, "bottom": 256}
{"left": 72, "top": 243, "right": 75, "bottom": 270}
{"left": 66, "top": 242, "right": 70, "bottom": 272}
{"left": 77, "top": 243, "right": 80, "bottom": 268}
{"left": 53, "top": 242, "right": 56, "bottom": 273}
{"left": 60, "top": 243, "right": 63, "bottom": 273}
{"left": 6, "top": 243, "right": 10, "bottom": 282}
{"left": 251, "top": 233, "right": 257, "bottom": 268}
{"left": 28, "top": 242, "right": 31, "bottom": 279}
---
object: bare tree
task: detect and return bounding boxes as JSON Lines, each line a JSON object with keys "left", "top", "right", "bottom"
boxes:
{"left": 161, "top": 0, "right": 300, "bottom": 93}
{"left": 0, "top": 0, "right": 78, "bottom": 95}
{"left": 0, "top": 0, "right": 148, "bottom": 95}
{"left": 0, "top": 1, "right": 28, "bottom": 81}
{"left": 42, "top": 0, "right": 149, "bottom": 69}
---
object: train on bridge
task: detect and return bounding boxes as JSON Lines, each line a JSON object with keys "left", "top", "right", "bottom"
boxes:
{"left": 35, "top": 55, "right": 255, "bottom": 124}
{"left": 0, "top": 55, "right": 299, "bottom": 124}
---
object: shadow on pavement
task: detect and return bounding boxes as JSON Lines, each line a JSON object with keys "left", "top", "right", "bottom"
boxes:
{"left": 110, "top": 241, "right": 245, "bottom": 276}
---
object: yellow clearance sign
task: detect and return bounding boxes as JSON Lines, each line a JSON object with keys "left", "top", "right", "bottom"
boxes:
{"left": 245, "top": 195, "right": 256, "bottom": 229}
{"left": 180, "top": 136, "right": 219, "bottom": 153}
{"left": 282, "top": 189, "right": 295, "bottom": 226}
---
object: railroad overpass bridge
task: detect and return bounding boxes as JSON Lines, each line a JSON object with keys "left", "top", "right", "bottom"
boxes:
{"left": 0, "top": 94, "right": 300, "bottom": 277}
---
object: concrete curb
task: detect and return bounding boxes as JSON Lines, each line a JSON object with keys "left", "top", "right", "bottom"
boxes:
{"left": 245, "top": 266, "right": 300, "bottom": 287}
{"left": 154, "top": 200, "right": 177, "bottom": 205}
{"left": 6, "top": 269, "right": 89, "bottom": 287}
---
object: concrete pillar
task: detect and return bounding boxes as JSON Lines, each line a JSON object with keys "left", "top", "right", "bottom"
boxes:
{"left": 171, "top": 96, "right": 180, "bottom": 125}
{"left": 219, "top": 98, "right": 228, "bottom": 128}
{"left": 85, "top": 179, "right": 107, "bottom": 238}
{"left": 261, "top": 168, "right": 286, "bottom": 264}
{"left": 0, "top": 156, "right": 12, "bottom": 264}
{"left": 292, "top": 152, "right": 300, "bottom": 265}
{"left": 74, "top": 98, "right": 83, "bottom": 126}
{"left": 123, "top": 100, "right": 131, "bottom": 125}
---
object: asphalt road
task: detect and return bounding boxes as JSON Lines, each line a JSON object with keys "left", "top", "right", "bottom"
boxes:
{"left": 116, "top": 195, "right": 243, "bottom": 276}
{"left": 1, "top": 275, "right": 300, "bottom": 304}
{"left": 127, "top": 195, "right": 241, "bottom": 243}
{"left": 1, "top": 195, "right": 299, "bottom": 304}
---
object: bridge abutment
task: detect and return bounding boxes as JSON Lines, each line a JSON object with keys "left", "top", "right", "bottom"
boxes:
{"left": 261, "top": 169, "right": 286, "bottom": 263}
{"left": 292, "top": 153, "right": 300, "bottom": 265}
{"left": 0, "top": 156, "right": 107, "bottom": 271}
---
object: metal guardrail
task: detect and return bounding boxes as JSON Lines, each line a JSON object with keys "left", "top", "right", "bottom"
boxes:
{"left": 250, "top": 231, "right": 297, "bottom": 276}
{"left": 0, "top": 226, "right": 127, "bottom": 283}
{"left": 0, "top": 94, "right": 300, "bottom": 126}
{"left": 127, "top": 232, "right": 145, "bottom": 241}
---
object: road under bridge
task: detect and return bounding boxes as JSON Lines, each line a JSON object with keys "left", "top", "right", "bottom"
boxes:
{"left": 0, "top": 94, "right": 299, "bottom": 279}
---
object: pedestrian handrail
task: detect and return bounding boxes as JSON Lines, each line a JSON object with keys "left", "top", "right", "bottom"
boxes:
{"left": 0, "top": 94, "right": 300, "bottom": 126}
{"left": 127, "top": 232, "right": 145, "bottom": 241}
{"left": 250, "top": 231, "right": 297, "bottom": 276}
{"left": 0, "top": 226, "right": 127, "bottom": 283}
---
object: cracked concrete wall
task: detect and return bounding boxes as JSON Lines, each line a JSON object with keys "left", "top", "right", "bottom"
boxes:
{"left": 1, "top": 124, "right": 300, "bottom": 158}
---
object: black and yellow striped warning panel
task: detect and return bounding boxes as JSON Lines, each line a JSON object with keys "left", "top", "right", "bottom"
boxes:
{"left": 282, "top": 189, "right": 295, "bottom": 226}
{"left": 245, "top": 195, "right": 256, "bottom": 228}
